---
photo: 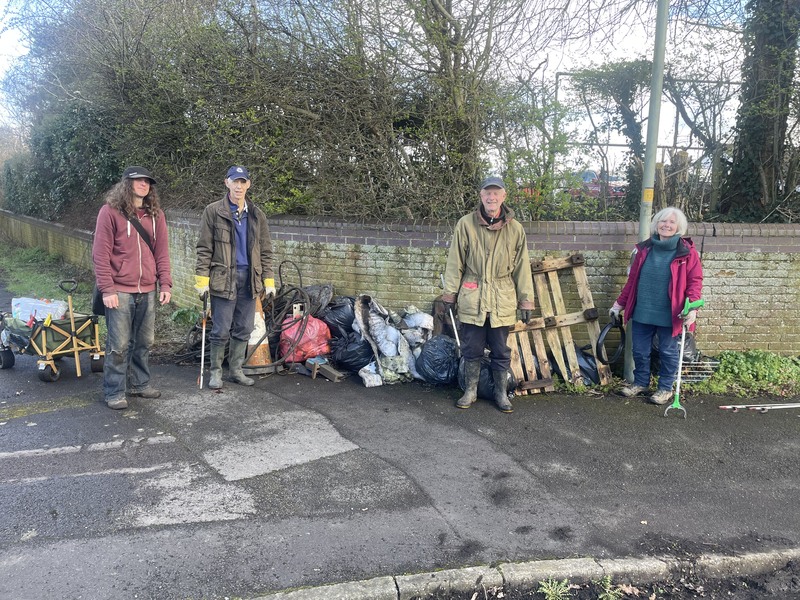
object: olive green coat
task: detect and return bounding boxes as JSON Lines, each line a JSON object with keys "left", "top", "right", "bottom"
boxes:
{"left": 442, "top": 207, "right": 535, "bottom": 327}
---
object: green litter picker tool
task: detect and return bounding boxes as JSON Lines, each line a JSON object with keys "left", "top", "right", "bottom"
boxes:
{"left": 665, "top": 298, "right": 705, "bottom": 419}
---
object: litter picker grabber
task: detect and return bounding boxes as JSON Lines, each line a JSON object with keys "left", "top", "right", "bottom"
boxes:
{"left": 439, "top": 274, "right": 461, "bottom": 353}
{"left": 664, "top": 298, "right": 705, "bottom": 419}
{"left": 198, "top": 292, "right": 208, "bottom": 389}
{"left": 719, "top": 403, "right": 800, "bottom": 413}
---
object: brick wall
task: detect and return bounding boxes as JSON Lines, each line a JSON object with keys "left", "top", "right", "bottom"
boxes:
{"left": 2, "top": 209, "right": 799, "bottom": 355}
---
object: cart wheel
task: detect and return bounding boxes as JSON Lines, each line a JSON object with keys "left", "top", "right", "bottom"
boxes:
{"left": 90, "top": 355, "right": 105, "bottom": 372}
{"left": 0, "top": 349, "right": 14, "bottom": 369}
{"left": 186, "top": 325, "right": 203, "bottom": 352}
{"left": 38, "top": 365, "right": 61, "bottom": 382}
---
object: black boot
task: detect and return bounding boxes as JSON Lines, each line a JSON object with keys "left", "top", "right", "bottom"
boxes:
{"left": 456, "top": 360, "right": 481, "bottom": 409}
{"left": 492, "top": 368, "right": 513, "bottom": 413}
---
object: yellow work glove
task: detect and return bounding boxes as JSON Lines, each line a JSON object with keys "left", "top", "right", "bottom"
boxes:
{"left": 194, "top": 275, "right": 210, "bottom": 299}
{"left": 263, "top": 278, "right": 276, "bottom": 298}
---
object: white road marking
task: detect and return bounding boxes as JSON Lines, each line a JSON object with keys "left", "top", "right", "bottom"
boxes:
{"left": 203, "top": 411, "right": 359, "bottom": 481}
{"left": 3, "top": 465, "right": 172, "bottom": 484}
{"left": 126, "top": 464, "right": 256, "bottom": 526}
{"left": 0, "top": 435, "right": 176, "bottom": 460}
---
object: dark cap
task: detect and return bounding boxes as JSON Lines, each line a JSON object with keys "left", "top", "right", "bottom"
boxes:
{"left": 480, "top": 176, "right": 505, "bottom": 190}
{"left": 123, "top": 166, "right": 156, "bottom": 184}
{"left": 226, "top": 165, "right": 250, "bottom": 181}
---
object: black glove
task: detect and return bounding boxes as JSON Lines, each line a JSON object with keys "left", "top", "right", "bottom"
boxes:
{"left": 520, "top": 310, "right": 532, "bottom": 322}
{"left": 443, "top": 300, "right": 456, "bottom": 314}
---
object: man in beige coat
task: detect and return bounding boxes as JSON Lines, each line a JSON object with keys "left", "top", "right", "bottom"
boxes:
{"left": 442, "top": 177, "right": 535, "bottom": 413}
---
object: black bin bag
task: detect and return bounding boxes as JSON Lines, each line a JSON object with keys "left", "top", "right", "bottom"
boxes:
{"left": 320, "top": 296, "right": 356, "bottom": 338}
{"left": 330, "top": 331, "right": 374, "bottom": 372}
{"left": 415, "top": 335, "right": 459, "bottom": 385}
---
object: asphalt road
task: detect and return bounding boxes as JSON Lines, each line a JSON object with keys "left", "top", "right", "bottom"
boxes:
{"left": 1, "top": 290, "right": 799, "bottom": 599}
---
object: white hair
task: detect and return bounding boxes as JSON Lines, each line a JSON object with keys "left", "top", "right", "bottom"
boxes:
{"left": 650, "top": 207, "right": 689, "bottom": 236}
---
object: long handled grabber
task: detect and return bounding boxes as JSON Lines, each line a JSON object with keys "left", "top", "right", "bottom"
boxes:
{"left": 439, "top": 273, "right": 461, "bottom": 354}
{"left": 198, "top": 292, "right": 208, "bottom": 389}
{"left": 665, "top": 298, "right": 705, "bottom": 418}
{"left": 719, "top": 402, "right": 800, "bottom": 413}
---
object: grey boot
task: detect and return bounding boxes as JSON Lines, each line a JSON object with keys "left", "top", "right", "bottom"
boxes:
{"left": 228, "top": 339, "right": 255, "bottom": 386}
{"left": 457, "top": 360, "right": 481, "bottom": 409}
{"left": 492, "top": 368, "right": 514, "bottom": 413}
{"left": 208, "top": 344, "right": 225, "bottom": 389}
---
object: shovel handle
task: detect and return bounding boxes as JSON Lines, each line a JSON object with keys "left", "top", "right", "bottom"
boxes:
{"left": 59, "top": 279, "right": 78, "bottom": 294}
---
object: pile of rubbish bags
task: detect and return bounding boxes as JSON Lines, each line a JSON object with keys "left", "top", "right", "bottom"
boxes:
{"left": 276, "top": 288, "right": 464, "bottom": 388}
{"left": 275, "top": 286, "right": 610, "bottom": 391}
{"left": 336, "top": 294, "right": 440, "bottom": 387}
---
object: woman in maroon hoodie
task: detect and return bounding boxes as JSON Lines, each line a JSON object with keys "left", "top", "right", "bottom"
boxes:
{"left": 92, "top": 167, "right": 173, "bottom": 410}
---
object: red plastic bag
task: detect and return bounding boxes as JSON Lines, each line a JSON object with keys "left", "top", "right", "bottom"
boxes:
{"left": 278, "top": 315, "right": 331, "bottom": 363}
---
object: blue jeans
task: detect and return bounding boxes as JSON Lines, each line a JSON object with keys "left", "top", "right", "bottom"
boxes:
{"left": 631, "top": 320, "right": 680, "bottom": 391}
{"left": 103, "top": 291, "right": 156, "bottom": 402}
{"left": 210, "top": 269, "right": 255, "bottom": 344}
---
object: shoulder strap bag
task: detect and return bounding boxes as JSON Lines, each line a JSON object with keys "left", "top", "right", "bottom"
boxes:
{"left": 126, "top": 214, "right": 156, "bottom": 256}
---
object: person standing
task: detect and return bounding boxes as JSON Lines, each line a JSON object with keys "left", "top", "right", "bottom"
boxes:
{"left": 609, "top": 206, "right": 703, "bottom": 405}
{"left": 92, "top": 166, "right": 173, "bottom": 410}
{"left": 195, "top": 166, "right": 275, "bottom": 389}
{"left": 442, "top": 177, "right": 535, "bottom": 413}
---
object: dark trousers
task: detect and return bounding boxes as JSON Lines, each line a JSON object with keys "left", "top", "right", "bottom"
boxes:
{"left": 210, "top": 269, "right": 255, "bottom": 344}
{"left": 459, "top": 318, "right": 511, "bottom": 371}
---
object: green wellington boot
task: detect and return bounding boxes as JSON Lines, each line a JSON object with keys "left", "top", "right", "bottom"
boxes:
{"left": 227, "top": 339, "right": 255, "bottom": 386}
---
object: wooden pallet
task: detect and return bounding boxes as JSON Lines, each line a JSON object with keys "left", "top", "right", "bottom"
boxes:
{"left": 508, "top": 317, "right": 555, "bottom": 394}
{"left": 508, "top": 253, "right": 612, "bottom": 394}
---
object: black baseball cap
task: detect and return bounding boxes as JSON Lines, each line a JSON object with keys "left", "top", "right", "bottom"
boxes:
{"left": 123, "top": 166, "right": 156, "bottom": 184}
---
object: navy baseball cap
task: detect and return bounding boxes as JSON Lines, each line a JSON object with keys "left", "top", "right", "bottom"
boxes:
{"left": 480, "top": 176, "right": 505, "bottom": 190}
{"left": 123, "top": 166, "right": 156, "bottom": 184}
{"left": 226, "top": 166, "right": 250, "bottom": 181}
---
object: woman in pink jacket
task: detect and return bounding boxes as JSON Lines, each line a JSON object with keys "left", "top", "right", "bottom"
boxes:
{"left": 609, "top": 207, "right": 703, "bottom": 405}
{"left": 92, "top": 167, "right": 172, "bottom": 410}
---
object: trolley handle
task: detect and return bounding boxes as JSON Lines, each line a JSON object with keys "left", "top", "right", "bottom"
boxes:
{"left": 59, "top": 279, "right": 78, "bottom": 294}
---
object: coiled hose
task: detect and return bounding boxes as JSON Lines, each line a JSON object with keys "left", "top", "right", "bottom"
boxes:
{"left": 595, "top": 315, "right": 625, "bottom": 365}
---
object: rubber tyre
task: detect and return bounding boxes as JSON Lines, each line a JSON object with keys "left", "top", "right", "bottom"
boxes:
{"left": 0, "top": 349, "right": 14, "bottom": 369}
{"left": 90, "top": 355, "right": 105, "bottom": 373}
{"left": 38, "top": 365, "right": 61, "bottom": 382}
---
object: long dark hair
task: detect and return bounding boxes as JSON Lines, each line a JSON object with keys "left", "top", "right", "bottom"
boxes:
{"left": 104, "top": 178, "right": 161, "bottom": 219}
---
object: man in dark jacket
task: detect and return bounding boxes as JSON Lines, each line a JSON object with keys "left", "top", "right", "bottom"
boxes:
{"left": 442, "top": 177, "right": 535, "bottom": 413}
{"left": 195, "top": 166, "right": 275, "bottom": 389}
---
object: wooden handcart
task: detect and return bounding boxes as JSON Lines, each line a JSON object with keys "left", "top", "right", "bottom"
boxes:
{"left": 0, "top": 280, "right": 104, "bottom": 381}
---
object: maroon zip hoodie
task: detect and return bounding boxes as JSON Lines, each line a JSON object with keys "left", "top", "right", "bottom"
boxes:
{"left": 92, "top": 204, "right": 173, "bottom": 295}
